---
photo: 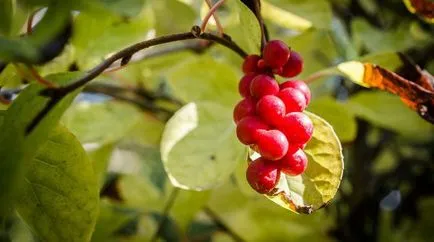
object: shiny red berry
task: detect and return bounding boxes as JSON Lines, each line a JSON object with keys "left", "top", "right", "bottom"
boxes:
{"left": 277, "top": 112, "right": 313, "bottom": 146}
{"left": 263, "top": 40, "right": 290, "bottom": 69}
{"left": 279, "top": 149, "right": 308, "bottom": 176}
{"left": 250, "top": 75, "right": 279, "bottom": 98}
{"left": 236, "top": 116, "right": 269, "bottom": 145}
{"left": 233, "top": 98, "right": 256, "bottom": 124}
{"left": 280, "top": 80, "right": 311, "bottom": 105}
{"left": 281, "top": 51, "right": 303, "bottom": 78}
{"left": 238, "top": 73, "right": 256, "bottom": 98}
{"left": 256, "top": 129, "right": 289, "bottom": 160}
{"left": 256, "top": 95, "right": 286, "bottom": 126}
{"left": 277, "top": 88, "right": 307, "bottom": 113}
{"left": 242, "top": 55, "right": 261, "bottom": 74}
{"left": 246, "top": 157, "right": 281, "bottom": 194}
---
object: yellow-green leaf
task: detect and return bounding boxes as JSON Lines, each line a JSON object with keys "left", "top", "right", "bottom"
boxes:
{"left": 265, "top": 111, "right": 344, "bottom": 214}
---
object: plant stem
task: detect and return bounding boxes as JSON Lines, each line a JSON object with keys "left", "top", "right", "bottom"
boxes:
{"left": 151, "top": 188, "right": 180, "bottom": 242}
{"left": 204, "top": 206, "right": 245, "bottom": 242}
{"left": 201, "top": 0, "right": 226, "bottom": 34}
{"left": 205, "top": 0, "right": 225, "bottom": 36}
{"left": 41, "top": 27, "right": 246, "bottom": 96}
{"left": 303, "top": 68, "right": 342, "bottom": 84}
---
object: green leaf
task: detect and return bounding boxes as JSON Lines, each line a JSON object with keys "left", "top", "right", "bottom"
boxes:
{"left": 307, "top": 97, "right": 357, "bottom": 142}
{"left": 62, "top": 101, "right": 142, "bottom": 145}
{"left": 347, "top": 91, "right": 434, "bottom": 141}
{"left": 351, "top": 18, "right": 429, "bottom": 53}
{"left": 0, "top": 72, "right": 82, "bottom": 217}
{"left": 0, "top": 0, "right": 14, "bottom": 36}
{"left": 87, "top": 143, "right": 115, "bottom": 188}
{"left": 265, "top": 0, "right": 332, "bottom": 30}
{"left": 160, "top": 102, "right": 245, "bottom": 190}
{"left": 166, "top": 56, "right": 239, "bottom": 107}
{"left": 233, "top": 0, "right": 262, "bottom": 54}
{"left": 72, "top": 10, "right": 152, "bottom": 69}
{"left": 265, "top": 111, "right": 344, "bottom": 214}
{"left": 261, "top": 0, "right": 313, "bottom": 31}
{"left": 100, "top": 0, "right": 147, "bottom": 17}
{"left": 16, "top": 125, "right": 99, "bottom": 242}
{"left": 152, "top": 0, "right": 196, "bottom": 36}
{"left": 92, "top": 199, "right": 138, "bottom": 242}
{"left": 286, "top": 29, "right": 339, "bottom": 79}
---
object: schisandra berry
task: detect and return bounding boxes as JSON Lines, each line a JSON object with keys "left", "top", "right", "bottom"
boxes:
{"left": 256, "top": 129, "right": 289, "bottom": 160}
{"left": 279, "top": 149, "right": 308, "bottom": 176}
{"left": 236, "top": 116, "right": 269, "bottom": 145}
{"left": 277, "top": 112, "right": 313, "bottom": 146}
{"left": 242, "top": 55, "right": 261, "bottom": 74}
{"left": 239, "top": 73, "right": 256, "bottom": 98}
{"left": 277, "top": 88, "right": 307, "bottom": 113}
{"left": 250, "top": 74, "right": 279, "bottom": 98}
{"left": 263, "top": 40, "right": 290, "bottom": 69}
{"left": 281, "top": 51, "right": 303, "bottom": 78}
{"left": 280, "top": 80, "right": 311, "bottom": 105}
{"left": 233, "top": 98, "right": 256, "bottom": 124}
{"left": 246, "top": 157, "right": 281, "bottom": 194}
{"left": 256, "top": 95, "right": 286, "bottom": 126}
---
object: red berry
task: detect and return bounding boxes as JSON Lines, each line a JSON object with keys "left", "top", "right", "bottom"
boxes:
{"left": 263, "top": 40, "right": 290, "bottom": 69}
{"left": 250, "top": 74, "right": 279, "bottom": 98}
{"left": 277, "top": 88, "right": 307, "bottom": 113}
{"left": 256, "top": 129, "right": 289, "bottom": 160}
{"left": 242, "top": 55, "right": 261, "bottom": 74}
{"left": 280, "top": 80, "right": 311, "bottom": 105}
{"left": 281, "top": 51, "right": 303, "bottom": 78}
{"left": 233, "top": 98, "right": 256, "bottom": 124}
{"left": 246, "top": 157, "right": 281, "bottom": 194}
{"left": 257, "top": 59, "right": 267, "bottom": 70}
{"left": 277, "top": 112, "right": 313, "bottom": 146}
{"left": 256, "top": 95, "right": 286, "bottom": 126}
{"left": 236, "top": 116, "right": 269, "bottom": 145}
{"left": 238, "top": 73, "right": 256, "bottom": 98}
{"left": 279, "top": 149, "right": 308, "bottom": 176}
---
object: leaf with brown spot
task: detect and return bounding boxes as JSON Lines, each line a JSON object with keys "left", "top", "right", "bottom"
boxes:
{"left": 338, "top": 60, "right": 434, "bottom": 124}
{"left": 403, "top": 0, "right": 434, "bottom": 23}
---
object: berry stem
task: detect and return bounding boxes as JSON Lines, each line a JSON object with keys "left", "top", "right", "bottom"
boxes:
{"left": 150, "top": 188, "right": 180, "bottom": 242}
{"left": 200, "top": 0, "right": 226, "bottom": 35}
{"left": 303, "top": 68, "right": 342, "bottom": 83}
{"left": 204, "top": 0, "right": 225, "bottom": 36}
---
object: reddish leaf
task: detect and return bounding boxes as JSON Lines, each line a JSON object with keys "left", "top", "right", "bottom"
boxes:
{"left": 403, "top": 0, "right": 434, "bottom": 23}
{"left": 362, "top": 63, "right": 434, "bottom": 123}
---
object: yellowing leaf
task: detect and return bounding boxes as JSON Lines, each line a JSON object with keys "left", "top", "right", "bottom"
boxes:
{"left": 265, "top": 112, "right": 344, "bottom": 214}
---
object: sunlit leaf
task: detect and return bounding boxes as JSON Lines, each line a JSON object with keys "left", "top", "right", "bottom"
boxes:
{"left": 152, "top": 0, "right": 196, "bottom": 36}
{"left": 160, "top": 102, "right": 245, "bottom": 190}
{"left": 261, "top": 0, "right": 313, "bottom": 31}
{"left": 265, "top": 111, "right": 344, "bottom": 214}
{"left": 16, "top": 125, "right": 99, "bottom": 242}
{"left": 403, "top": 0, "right": 434, "bottom": 23}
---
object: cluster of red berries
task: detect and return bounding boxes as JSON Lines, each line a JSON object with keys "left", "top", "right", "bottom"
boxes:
{"left": 233, "top": 40, "right": 314, "bottom": 194}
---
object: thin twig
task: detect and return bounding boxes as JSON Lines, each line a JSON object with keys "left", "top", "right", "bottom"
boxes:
{"left": 204, "top": 206, "right": 245, "bottom": 242}
{"left": 200, "top": 0, "right": 226, "bottom": 34}
{"left": 151, "top": 188, "right": 180, "bottom": 242}
{"left": 204, "top": 0, "right": 225, "bottom": 36}
{"left": 41, "top": 27, "right": 246, "bottom": 96}
{"left": 103, "top": 40, "right": 213, "bottom": 73}
{"left": 27, "top": 65, "right": 57, "bottom": 87}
